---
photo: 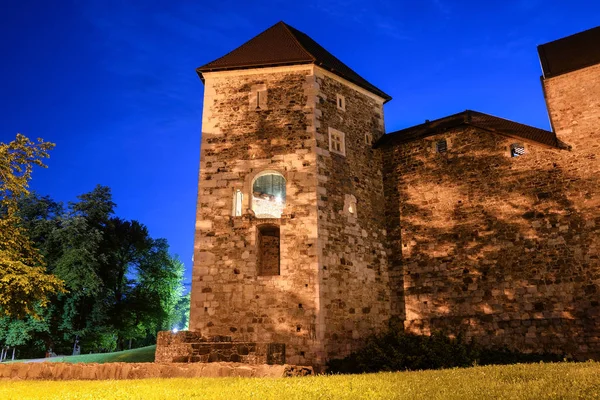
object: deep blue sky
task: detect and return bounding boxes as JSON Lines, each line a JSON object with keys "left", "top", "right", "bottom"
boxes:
{"left": 1, "top": 0, "right": 597, "bottom": 286}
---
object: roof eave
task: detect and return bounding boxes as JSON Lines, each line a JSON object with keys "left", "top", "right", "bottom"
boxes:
{"left": 197, "top": 60, "right": 392, "bottom": 102}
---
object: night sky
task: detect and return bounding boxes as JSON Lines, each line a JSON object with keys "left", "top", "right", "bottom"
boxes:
{"left": 1, "top": 0, "right": 598, "bottom": 287}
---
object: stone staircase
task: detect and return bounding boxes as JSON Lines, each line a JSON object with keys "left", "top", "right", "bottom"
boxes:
{"left": 155, "top": 331, "right": 286, "bottom": 365}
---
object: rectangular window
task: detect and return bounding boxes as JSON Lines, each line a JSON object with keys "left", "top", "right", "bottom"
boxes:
{"left": 328, "top": 127, "right": 346, "bottom": 156}
{"left": 257, "top": 225, "right": 280, "bottom": 276}
{"left": 435, "top": 139, "right": 448, "bottom": 154}
{"left": 249, "top": 84, "right": 267, "bottom": 110}
{"left": 365, "top": 133, "right": 373, "bottom": 146}
{"left": 232, "top": 189, "right": 243, "bottom": 217}
{"left": 510, "top": 143, "right": 525, "bottom": 157}
{"left": 336, "top": 94, "right": 346, "bottom": 111}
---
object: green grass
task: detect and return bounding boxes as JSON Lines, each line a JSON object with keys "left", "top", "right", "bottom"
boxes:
{"left": 11, "top": 345, "right": 155, "bottom": 364}
{"left": 1, "top": 362, "right": 600, "bottom": 399}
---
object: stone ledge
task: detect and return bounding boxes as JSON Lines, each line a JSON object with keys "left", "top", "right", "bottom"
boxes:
{"left": 0, "top": 362, "right": 313, "bottom": 380}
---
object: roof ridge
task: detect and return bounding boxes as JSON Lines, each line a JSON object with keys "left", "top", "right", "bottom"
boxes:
{"left": 196, "top": 22, "right": 391, "bottom": 101}
{"left": 467, "top": 110, "right": 552, "bottom": 133}
{"left": 279, "top": 22, "right": 317, "bottom": 63}
{"left": 377, "top": 109, "right": 559, "bottom": 149}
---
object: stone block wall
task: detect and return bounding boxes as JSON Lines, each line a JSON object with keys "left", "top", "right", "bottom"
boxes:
{"left": 0, "top": 361, "right": 313, "bottom": 380}
{"left": 190, "top": 65, "right": 322, "bottom": 367}
{"left": 314, "top": 68, "right": 394, "bottom": 360}
{"left": 381, "top": 121, "right": 600, "bottom": 358}
{"left": 155, "top": 331, "right": 286, "bottom": 364}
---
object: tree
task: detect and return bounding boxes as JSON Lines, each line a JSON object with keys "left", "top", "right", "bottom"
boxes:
{"left": 2, "top": 183, "right": 188, "bottom": 356}
{"left": 0, "top": 134, "right": 64, "bottom": 319}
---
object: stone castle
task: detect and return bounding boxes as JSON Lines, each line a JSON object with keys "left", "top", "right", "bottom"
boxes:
{"left": 157, "top": 22, "right": 600, "bottom": 369}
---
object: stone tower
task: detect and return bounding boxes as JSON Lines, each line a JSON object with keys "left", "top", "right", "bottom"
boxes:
{"left": 538, "top": 26, "right": 600, "bottom": 151}
{"left": 188, "top": 22, "right": 394, "bottom": 367}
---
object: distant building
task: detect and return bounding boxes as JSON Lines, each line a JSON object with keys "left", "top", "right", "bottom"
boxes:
{"left": 160, "top": 23, "right": 600, "bottom": 369}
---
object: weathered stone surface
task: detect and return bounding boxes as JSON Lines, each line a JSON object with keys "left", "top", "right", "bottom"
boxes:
{"left": 0, "top": 362, "right": 313, "bottom": 380}
{"left": 380, "top": 61, "right": 600, "bottom": 359}
{"left": 188, "top": 33, "right": 600, "bottom": 368}
{"left": 155, "top": 331, "right": 286, "bottom": 365}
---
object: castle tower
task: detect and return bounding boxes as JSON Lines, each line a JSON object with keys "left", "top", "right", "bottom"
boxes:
{"left": 188, "top": 22, "right": 393, "bottom": 367}
{"left": 538, "top": 26, "right": 600, "bottom": 150}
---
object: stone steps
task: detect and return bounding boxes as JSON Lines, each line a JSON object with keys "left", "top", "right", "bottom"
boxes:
{"left": 0, "top": 362, "right": 313, "bottom": 380}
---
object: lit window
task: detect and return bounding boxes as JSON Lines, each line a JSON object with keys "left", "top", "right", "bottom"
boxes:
{"left": 510, "top": 143, "right": 525, "bottom": 157}
{"left": 328, "top": 127, "right": 346, "bottom": 156}
{"left": 365, "top": 133, "right": 373, "bottom": 146}
{"left": 336, "top": 94, "right": 346, "bottom": 111}
{"left": 232, "top": 189, "right": 243, "bottom": 217}
{"left": 435, "top": 139, "right": 448, "bottom": 154}
{"left": 344, "top": 194, "right": 357, "bottom": 217}
{"left": 252, "top": 173, "right": 286, "bottom": 219}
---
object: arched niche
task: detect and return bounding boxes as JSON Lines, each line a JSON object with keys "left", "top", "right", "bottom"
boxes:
{"left": 251, "top": 171, "right": 286, "bottom": 219}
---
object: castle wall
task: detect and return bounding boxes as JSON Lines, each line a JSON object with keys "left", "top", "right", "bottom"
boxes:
{"left": 313, "top": 68, "right": 393, "bottom": 360}
{"left": 189, "top": 65, "right": 322, "bottom": 366}
{"left": 381, "top": 122, "right": 600, "bottom": 358}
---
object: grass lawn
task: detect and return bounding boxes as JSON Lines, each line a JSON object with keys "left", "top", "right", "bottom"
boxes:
{"left": 10, "top": 345, "right": 155, "bottom": 364}
{"left": 1, "top": 362, "right": 600, "bottom": 399}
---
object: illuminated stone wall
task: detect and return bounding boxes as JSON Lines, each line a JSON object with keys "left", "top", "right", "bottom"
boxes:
{"left": 314, "top": 70, "right": 395, "bottom": 360}
{"left": 190, "top": 65, "right": 322, "bottom": 367}
{"left": 252, "top": 196, "right": 284, "bottom": 219}
{"left": 381, "top": 111, "right": 600, "bottom": 357}
{"left": 189, "top": 41, "right": 600, "bottom": 366}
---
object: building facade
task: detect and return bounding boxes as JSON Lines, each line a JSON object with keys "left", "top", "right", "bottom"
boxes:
{"left": 181, "top": 23, "right": 600, "bottom": 368}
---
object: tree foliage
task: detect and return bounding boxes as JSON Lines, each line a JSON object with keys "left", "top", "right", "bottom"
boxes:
{"left": 1, "top": 183, "right": 187, "bottom": 357}
{"left": 0, "top": 134, "right": 65, "bottom": 319}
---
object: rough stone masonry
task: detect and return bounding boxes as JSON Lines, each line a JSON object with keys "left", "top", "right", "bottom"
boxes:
{"left": 156, "top": 22, "right": 600, "bottom": 369}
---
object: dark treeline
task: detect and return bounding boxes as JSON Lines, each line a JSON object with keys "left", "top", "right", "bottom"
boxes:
{"left": 0, "top": 185, "right": 189, "bottom": 359}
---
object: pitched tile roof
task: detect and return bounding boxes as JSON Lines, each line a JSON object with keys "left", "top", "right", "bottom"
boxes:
{"left": 538, "top": 25, "right": 600, "bottom": 78}
{"left": 197, "top": 21, "right": 391, "bottom": 102}
{"left": 375, "top": 110, "right": 563, "bottom": 149}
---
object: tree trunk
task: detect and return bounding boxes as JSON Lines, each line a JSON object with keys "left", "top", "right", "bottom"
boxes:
{"left": 11, "top": 348, "right": 15, "bottom": 361}
{"left": 128, "top": 338, "right": 132, "bottom": 350}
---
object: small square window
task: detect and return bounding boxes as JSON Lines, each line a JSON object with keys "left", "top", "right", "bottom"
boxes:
{"left": 328, "top": 127, "right": 346, "bottom": 156}
{"left": 435, "top": 139, "right": 448, "bottom": 154}
{"left": 336, "top": 94, "right": 346, "bottom": 111}
{"left": 510, "top": 143, "right": 525, "bottom": 157}
{"left": 365, "top": 133, "right": 373, "bottom": 146}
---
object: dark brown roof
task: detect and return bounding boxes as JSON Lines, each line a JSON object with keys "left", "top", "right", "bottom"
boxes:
{"left": 197, "top": 21, "right": 391, "bottom": 102}
{"left": 538, "top": 25, "right": 600, "bottom": 78}
{"left": 376, "top": 110, "right": 563, "bottom": 149}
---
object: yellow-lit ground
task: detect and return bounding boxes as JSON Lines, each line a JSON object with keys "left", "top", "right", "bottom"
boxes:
{"left": 1, "top": 362, "right": 600, "bottom": 399}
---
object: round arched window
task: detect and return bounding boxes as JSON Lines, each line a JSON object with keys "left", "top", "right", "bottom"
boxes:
{"left": 252, "top": 173, "right": 286, "bottom": 218}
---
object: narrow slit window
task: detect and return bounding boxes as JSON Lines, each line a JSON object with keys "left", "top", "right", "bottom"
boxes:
{"left": 257, "top": 225, "right": 280, "bottom": 276}
{"left": 232, "top": 189, "right": 243, "bottom": 217}
{"left": 249, "top": 84, "right": 267, "bottom": 110}
{"left": 328, "top": 127, "right": 346, "bottom": 156}
{"left": 336, "top": 94, "right": 346, "bottom": 111}
{"left": 435, "top": 139, "right": 448, "bottom": 154}
{"left": 510, "top": 143, "right": 525, "bottom": 157}
{"left": 344, "top": 194, "right": 357, "bottom": 217}
{"left": 365, "top": 133, "right": 373, "bottom": 146}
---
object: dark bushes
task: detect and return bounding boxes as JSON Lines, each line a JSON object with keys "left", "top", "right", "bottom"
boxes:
{"left": 327, "top": 330, "right": 564, "bottom": 374}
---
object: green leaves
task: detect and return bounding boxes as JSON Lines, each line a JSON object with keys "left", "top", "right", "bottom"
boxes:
{"left": 1, "top": 181, "right": 187, "bottom": 356}
{"left": 0, "top": 134, "right": 65, "bottom": 319}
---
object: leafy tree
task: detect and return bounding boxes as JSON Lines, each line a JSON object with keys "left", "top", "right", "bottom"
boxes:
{"left": 173, "top": 292, "right": 191, "bottom": 331}
{"left": 1, "top": 182, "right": 187, "bottom": 356}
{"left": 0, "top": 134, "right": 64, "bottom": 319}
